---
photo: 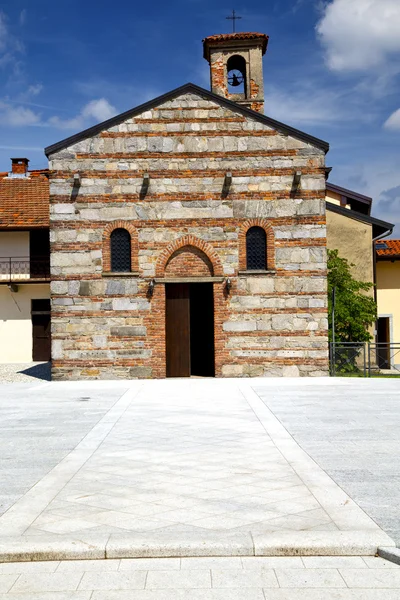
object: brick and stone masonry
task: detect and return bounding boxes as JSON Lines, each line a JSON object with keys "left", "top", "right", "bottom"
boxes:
{"left": 48, "top": 86, "right": 329, "bottom": 380}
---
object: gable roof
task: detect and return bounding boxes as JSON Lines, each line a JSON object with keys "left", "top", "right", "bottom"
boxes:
{"left": 45, "top": 82, "right": 329, "bottom": 157}
{"left": 0, "top": 170, "right": 49, "bottom": 229}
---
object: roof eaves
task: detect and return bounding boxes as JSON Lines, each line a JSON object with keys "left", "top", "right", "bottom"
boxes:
{"left": 326, "top": 201, "right": 393, "bottom": 234}
{"left": 326, "top": 182, "right": 372, "bottom": 205}
{"left": 45, "top": 82, "right": 330, "bottom": 156}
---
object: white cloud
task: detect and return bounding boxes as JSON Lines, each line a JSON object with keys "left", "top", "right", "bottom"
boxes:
{"left": 81, "top": 98, "right": 116, "bottom": 121}
{"left": 26, "top": 84, "right": 42, "bottom": 97}
{"left": 316, "top": 0, "right": 400, "bottom": 72}
{"left": 0, "top": 12, "right": 7, "bottom": 51}
{"left": 19, "top": 9, "right": 27, "bottom": 26}
{"left": 48, "top": 98, "right": 117, "bottom": 130}
{"left": 384, "top": 108, "right": 400, "bottom": 131}
{"left": 0, "top": 101, "right": 41, "bottom": 126}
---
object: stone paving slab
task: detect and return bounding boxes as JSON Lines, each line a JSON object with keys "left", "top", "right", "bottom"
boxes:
{"left": 254, "top": 378, "right": 400, "bottom": 545}
{"left": 0, "top": 382, "right": 125, "bottom": 516}
{"left": 0, "top": 379, "right": 394, "bottom": 560}
{"left": 0, "top": 556, "right": 399, "bottom": 598}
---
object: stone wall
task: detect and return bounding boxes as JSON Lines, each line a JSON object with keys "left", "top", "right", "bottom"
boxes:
{"left": 49, "top": 91, "right": 328, "bottom": 379}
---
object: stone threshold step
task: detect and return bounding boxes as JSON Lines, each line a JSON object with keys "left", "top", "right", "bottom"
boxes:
{"left": 0, "top": 531, "right": 394, "bottom": 563}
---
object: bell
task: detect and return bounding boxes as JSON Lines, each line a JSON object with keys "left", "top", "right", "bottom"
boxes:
{"left": 231, "top": 73, "right": 241, "bottom": 87}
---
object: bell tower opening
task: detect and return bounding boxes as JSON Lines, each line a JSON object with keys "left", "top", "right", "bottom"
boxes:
{"left": 227, "top": 55, "right": 246, "bottom": 97}
{"left": 203, "top": 32, "right": 269, "bottom": 113}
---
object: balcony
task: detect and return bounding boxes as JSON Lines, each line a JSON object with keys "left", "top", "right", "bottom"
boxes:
{"left": 0, "top": 256, "right": 50, "bottom": 283}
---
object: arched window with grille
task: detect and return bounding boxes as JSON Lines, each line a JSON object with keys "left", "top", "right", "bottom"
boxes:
{"left": 110, "top": 228, "right": 131, "bottom": 272}
{"left": 246, "top": 226, "right": 267, "bottom": 270}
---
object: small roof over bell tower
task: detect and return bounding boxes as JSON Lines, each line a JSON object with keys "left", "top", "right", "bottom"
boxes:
{"left": 203, "top": 32, "right": 269, "bottom": 114}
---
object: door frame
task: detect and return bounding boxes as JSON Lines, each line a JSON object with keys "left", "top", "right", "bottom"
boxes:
{"left": 146, "top": 277, "right": 227, "bottom": 379}
{"left": 377, "top": 314, "right": 393, "bottom": 369}
{"left": 31, "top": 299, "right": 51, "bottom": 362}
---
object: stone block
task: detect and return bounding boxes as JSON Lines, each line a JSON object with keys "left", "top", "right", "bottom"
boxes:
{"left": 282, "top": 365, "right": 300, "bottom": 377}
{"left": 106, "top": 281, "right": 126, "bottom": 295}
{"left": 112, "top": 298, "right": 132, "bottom": 310}
{"left": 110, "top": 326, "right": 146, "bottom": 337}
{"left": 223, "top": 321, "right": 257, "bottom": 332}
{"left": 246, "top": 278, "right": 275, "bottom": 294}
{"left": 50, "top": 281, "right": 68, "bottom": 295}
{"left": 129, "top": 366, "right": 152, "bottom": 378}
{"left": 79, "top": 281, "right": 90, "bottom": 296}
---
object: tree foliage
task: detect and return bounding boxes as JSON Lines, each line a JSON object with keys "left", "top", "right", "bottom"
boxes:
{"left": 327, "top": 249, "right": 377, "bottom": 342}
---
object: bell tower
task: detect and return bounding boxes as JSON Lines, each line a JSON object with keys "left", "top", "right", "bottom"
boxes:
{"left": 203, "top": 32, "right": 269, "bottom": 114}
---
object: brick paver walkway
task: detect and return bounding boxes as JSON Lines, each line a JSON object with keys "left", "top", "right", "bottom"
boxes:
{"left": 0, "top": 555, "right": 399, "bottom": 598}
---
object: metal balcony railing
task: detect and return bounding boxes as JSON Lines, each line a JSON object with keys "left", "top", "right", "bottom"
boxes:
{"left": 0, "top": 256, "right": 50, "bottom": 282}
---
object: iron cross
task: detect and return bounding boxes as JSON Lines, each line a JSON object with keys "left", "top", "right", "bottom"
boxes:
{"left": 226, "top": 9, "right": 242, "bottom": 33}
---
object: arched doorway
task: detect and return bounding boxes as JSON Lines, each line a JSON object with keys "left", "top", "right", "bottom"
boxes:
{"left": 164, "top": 245, "right": 215, "bottom": 378}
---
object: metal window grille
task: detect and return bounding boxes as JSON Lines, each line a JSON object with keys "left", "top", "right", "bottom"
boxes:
{"left": 110, "top": 228, "right": 131, "bottom": 272}
{"left": 246, "top": 226, "right": 267, "bottom": 270}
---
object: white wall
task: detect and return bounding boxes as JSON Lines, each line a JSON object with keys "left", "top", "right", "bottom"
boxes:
{"left": 0, "top": 232, "right": 30, "bottom": 281}
{"left": 0, "top": 284, "right": 50, "bottom": 363}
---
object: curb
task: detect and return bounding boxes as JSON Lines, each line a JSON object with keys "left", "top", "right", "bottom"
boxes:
{"left": 0, "top": 531, "right": 395, "bottom": 563}
{"left": 378, "top": 546, "right": 400, "bottom": 566}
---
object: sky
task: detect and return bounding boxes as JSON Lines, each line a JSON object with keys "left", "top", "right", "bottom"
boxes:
{"left": 0, "top": 0, "right": 399, "bottom": 234}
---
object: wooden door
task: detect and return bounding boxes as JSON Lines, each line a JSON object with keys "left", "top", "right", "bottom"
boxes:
{"left": 32, "top": 315, "right": 51, "bottom": 361}
{"left": 166, "top": 283, "right": 190, "bottom": 377}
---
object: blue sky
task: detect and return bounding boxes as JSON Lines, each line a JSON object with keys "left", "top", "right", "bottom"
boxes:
{"left": 0, "top": 0, "right": 399, "bottom": 233}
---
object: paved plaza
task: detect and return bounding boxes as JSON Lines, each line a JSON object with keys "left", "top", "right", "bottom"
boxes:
{"left": 0, "top": 377, "right": 400, "bottom": 596}
{"left": 255, "top": 379, "right": 400, "bottom": 544}
{"left": 0, "top": 378, "right": 396, "bottom": 561}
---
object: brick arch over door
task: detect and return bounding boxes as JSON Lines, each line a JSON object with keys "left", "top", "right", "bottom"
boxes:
{"left": 239, "top": 218, "right": 275, "bottom": 271}
{"left": 102, "top": 220, "right": 139, "bottom": 272}
{"left": 156, "top": 235, "right": 224, "bottom": 277}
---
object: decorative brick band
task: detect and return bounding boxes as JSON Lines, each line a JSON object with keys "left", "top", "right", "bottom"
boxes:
{"left": 52, "top": 167, "right": 325, "bottom": 179}
{"left": 76, "top": 150, "right": 299, "bottom": 159}
{"left": 239, "top": 218, "right": 275, "bottom": 271}
{"left": 156, "top": 235, "right": 224, "bottom": 277}
{"left": 50, "top": 190, "right": 325, "bottom": 203}
{"left": 100, "top": 130, "right": 279, "bottom": 138}
{"left": 133, "top": 118, "right": 247, "bottom": 123}
{"left": 102, "top": 220, "right": 139, "bottom": 273}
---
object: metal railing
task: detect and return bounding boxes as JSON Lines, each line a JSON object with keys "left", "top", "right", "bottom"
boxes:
{"left": 0, "top": 256, "right": 50, "bottom": 282}
{"left": 330, "top": 342, "right": 400, "bottom": 377}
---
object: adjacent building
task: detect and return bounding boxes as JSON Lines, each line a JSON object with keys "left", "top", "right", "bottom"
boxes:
{"left": 0, "top": 159, "right": 50, "bottom": 362}
{"left": 326, "top": 182, "right": 393, "bottom": 296}
{"left": 376, "top": 240, "right": 400, "bottom": 370}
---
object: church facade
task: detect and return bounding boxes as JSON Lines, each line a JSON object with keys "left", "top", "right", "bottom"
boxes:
{"left": 47, "top": 32, "right": 329, "bottom": 380}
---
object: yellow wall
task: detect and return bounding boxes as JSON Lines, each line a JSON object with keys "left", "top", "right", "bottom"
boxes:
{"left": 326, "top": 189, "right": 350, "bottom": 209}
{"left": 0, "top": 284, "right": 50, "bottom": 362}
{"left": 376, "top": 261, "right": 400, "bottom": 346}
{"left": 326, "top": 206, "right": 374, "bottom": 289}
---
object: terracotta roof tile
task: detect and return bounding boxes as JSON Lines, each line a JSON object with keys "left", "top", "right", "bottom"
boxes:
{"left": 376, "top": 239, "right": 400, "bottom": 257}
{"left": 203, "top": 32, "right": 269, "bottom": 58}
{"left": 0, "top": 170, "right": 49, "bottom": 228}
